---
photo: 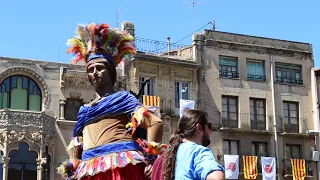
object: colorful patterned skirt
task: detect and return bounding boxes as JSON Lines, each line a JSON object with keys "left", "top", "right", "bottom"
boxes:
{"left": 74, "top": 141, "right": 148, "bottom": 180}
{"left": 80, "top": 163, "right": 146, "bottom": 180}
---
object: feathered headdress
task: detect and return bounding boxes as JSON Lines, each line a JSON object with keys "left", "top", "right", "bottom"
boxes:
{"left": 66, "top": 23, "right": 136, "bottom": 67}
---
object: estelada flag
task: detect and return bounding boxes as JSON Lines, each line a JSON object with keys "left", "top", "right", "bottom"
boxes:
{"left": 243, "top": 156, "right": 258, "bottom": 179}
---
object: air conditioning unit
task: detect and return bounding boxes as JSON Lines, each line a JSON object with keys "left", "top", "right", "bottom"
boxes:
{"left": 312, "top": 151, "right": 319, "bottom": 161}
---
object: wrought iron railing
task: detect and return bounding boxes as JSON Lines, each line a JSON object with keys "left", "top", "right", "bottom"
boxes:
{"left": 284, "top": 124, "right": 299, "bottom": 133}
{"left": 219, "top": 70, "right": 239, "bottom": 79}
{"left": 276, "top": 76, "right": 303, "bottom": 85}
{"left": 219, "top": 113, "right": 273, "bottom": 130}
{"left": 135, "top": 37, "right": 188, "bottom": 54}
{"left": 281, "top": 117, "right": 307, "bottom": 133}
{"left": 219, "top": 112, "right": 238, "bottom": 129}
{"left": 247, "top": 74, "right": 266, "bottom": 81}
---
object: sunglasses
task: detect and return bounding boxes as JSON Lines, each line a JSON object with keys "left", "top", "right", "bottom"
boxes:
{"left": 206, "top": 122, "right": 212, "bottom": 130}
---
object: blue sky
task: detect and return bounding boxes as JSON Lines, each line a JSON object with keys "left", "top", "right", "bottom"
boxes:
{"left": 0, "top": 0, "right": 319, "bottom": 67}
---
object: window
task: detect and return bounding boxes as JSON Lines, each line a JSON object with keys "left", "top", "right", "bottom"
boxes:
{"left": 250, "top": 99, "right": 266, "bottom": 130}
{"left": 222, "top": 96, "right": 238, "bottom": 128}
{"left": 0, "top": 75, "right": 42, "bottom": 111}
{"left": 223, "top": 140, "right": 239, "bottom": 155}
{"left": 283, "top": 101, "right": 299, "bottom": 133}
{"left": 139, "top": 77, "right": 155, "bottom": 97}
{"left": 284, "top": 144, "right": 302, "bottom": 175}
{"left": 8, "top": 142, "right": 38, "bottom": 180}
{"left": 247, "top": 60, "right": 265, "bottom": 81}
{"left": 175, "top": 82, "right": 190, "bottom": 108}
{"left": 286, "top": 144, "right": 301, "bottom": 159}
{"left": 252, "top": 142, "right": 268, "bottom": 173}
{"left": 219, "top": 56, "right": 239, "bottom": 78}
{"left": 275, "top": 63, "right": 302, "bottom": 85}
{"left": 64, "top": 99, "right": 83, "bottom": 121}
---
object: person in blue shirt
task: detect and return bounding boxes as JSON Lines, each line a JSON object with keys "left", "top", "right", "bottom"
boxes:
{"left": 163, "top": 110, "right": 225, "bottom": 180}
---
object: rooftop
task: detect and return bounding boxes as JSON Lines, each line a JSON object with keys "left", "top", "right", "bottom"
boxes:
{"left": 202, "top": 30, "right": 313, "bottom": 53}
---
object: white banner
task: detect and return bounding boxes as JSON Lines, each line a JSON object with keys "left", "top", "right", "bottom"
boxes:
{"left": 224, "top": 155, "right": 239, "bottom": 179}
{"left": 179, "top": 99, "right": 195, "bottom": 117}
{"left": 261, "top": 157, "right": 276, "bottom": 180}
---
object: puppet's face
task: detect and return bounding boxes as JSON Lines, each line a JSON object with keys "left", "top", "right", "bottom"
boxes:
{"left": 87, "top": 60, "right": 112, "bottom": 88}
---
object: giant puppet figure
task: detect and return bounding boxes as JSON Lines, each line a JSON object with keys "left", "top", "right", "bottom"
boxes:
{"left": 57, "top": 23, "right": 165, "bottom": 180}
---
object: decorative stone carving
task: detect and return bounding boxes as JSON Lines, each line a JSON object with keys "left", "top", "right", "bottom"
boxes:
{"left": 162, "top": 67, "right": 170, "bottom": 76}
{"left": 26, "top": 132, "right": 42, "bottom": 142}
{"left": 36, "top": 158, "right": 45, "bottom": 170}
{"left": 7, "top": 141, "right": 20, "bottom": 152}
{"left": 174, "top": 70, "right": 192, "bottom": 79}
{"left": 69, "top": 92, "right": 82, "bottom": 99}
{"left": 29, "top": 142, "right": 40, "bottom": 153}
{"left": 0, "top": 109, "right": 56, "bottom": 149}
{"left": 0, "top": 67, "right": 50, "bottom": 110}
{"left": 140, "top": 66, "right": 157, "bottom": 74}
{"left": 60, "top": 69, "right": 91, "bottom": 88}
{"left": 2, "top": 156, "right": 10, "bottom": 167}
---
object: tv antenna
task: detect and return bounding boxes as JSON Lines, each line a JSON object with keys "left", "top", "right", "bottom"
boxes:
{"left": 116, "top": 8, "right": 132, "bottom": 28}
{"left": 182, "top": 0, "right": 210, "bottom": 32}
{"left": 209, "top": 20, "right": 224, "bottom": 31}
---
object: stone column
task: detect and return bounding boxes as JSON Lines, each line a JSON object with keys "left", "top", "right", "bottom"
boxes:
{"left": 59, "top": 100, "right": 66, "bottom": 120}
{"left": 2, "top": 156, "right": 9, "bottom": 180}
{"left": 2, "top": 131, "right": 9, "bottom": 180}
{"left": 37, "top": 132, "right": 43, "bottom": 180}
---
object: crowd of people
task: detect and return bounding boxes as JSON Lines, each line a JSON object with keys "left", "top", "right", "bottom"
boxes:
{"left": 57, "top": 22, "right": 225, "bottom": 180}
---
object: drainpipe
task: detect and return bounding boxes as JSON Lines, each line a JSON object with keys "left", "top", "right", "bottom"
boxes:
{"left": 270, "top": 55, "right": 280, "bottom": 179}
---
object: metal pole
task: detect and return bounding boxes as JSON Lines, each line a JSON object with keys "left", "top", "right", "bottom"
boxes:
{"left": 270, "top": 55, "right": 280, "bottom": 179}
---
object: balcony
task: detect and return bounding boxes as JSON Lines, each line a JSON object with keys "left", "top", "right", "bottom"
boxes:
{"left": 134, "top": 37, "right": 189, "bottom": 55}
{"left": 0, "top": 109, "right": 56, "bottom": 138}
{"left": 219, "top": 113, "right": 273, "bottom": 131}
{"left": 247, "top": 74, "right": 266, "bottom": 81}
{"left": 281, "top": 117, "right": 308, "bottom": 134}
{"left": 219, "top": 70, "right": 239, "bottom": 79}
{"left": 282, "top": 159, "right": 314, "bottom": 177}
{"left": 276, "top": 76, "right": 303, "bottom": 85}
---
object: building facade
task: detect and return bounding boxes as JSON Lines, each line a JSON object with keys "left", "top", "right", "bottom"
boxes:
{"left": 194, "top": 30, "right": 317, "bottom": 179}
{"left": 0, "top": 22, "right": 198, "bottom": 180}
{"left": 311, "top": 68, "right": 320, "bottom": 179}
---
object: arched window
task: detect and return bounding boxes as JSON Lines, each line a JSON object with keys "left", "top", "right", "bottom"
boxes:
{"left": 8, "top": 142, "right": 38, "bottom": 180}
{"left": 0, "top": 75, "right": 42, "bottom": 111}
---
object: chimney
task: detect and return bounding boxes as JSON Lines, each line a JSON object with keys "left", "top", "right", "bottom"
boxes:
{"left": 121, "top": 21, "right": 135, "bottom": 37}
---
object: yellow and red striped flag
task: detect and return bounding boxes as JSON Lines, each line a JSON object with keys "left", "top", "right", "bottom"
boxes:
{"left": 142, "top": 95, "right": 160, "bottom": 107}
{"left": 243, "top": 156, "right": 258, "bottom": 179}
{"left": 291, "top": 159, "right": 306, "bottom": 180}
